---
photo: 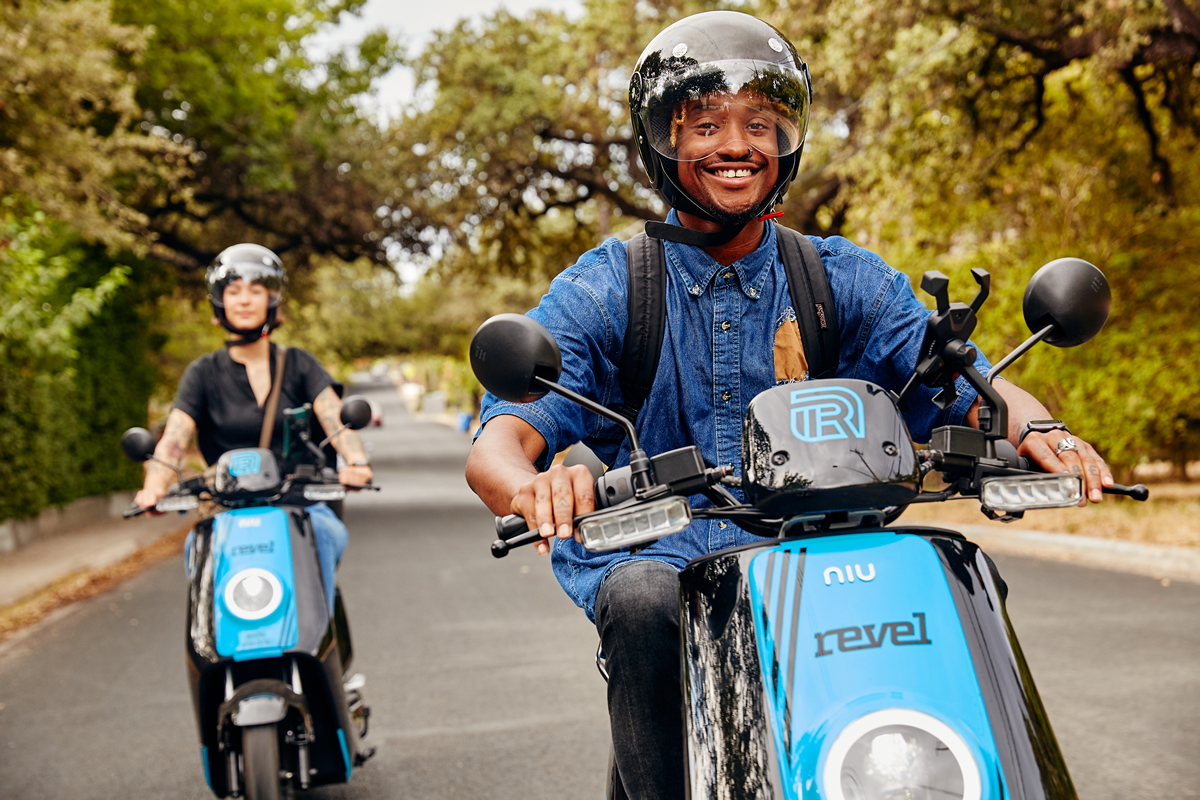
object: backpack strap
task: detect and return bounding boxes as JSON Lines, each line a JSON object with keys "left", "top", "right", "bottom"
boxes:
{"left": 617, "top": 232, "right": 667, "bottom": 423}
{"left": 774, "top": 223, "right": 839, "bottom": 379}
{"left": 259, "top": 345, "right": 288, "bottom": 449}
{"left": 617, "top": 224, "right": 839, "bottom": 426}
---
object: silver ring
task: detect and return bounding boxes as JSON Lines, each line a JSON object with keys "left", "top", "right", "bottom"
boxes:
{"left": 1054, "top": 437, "right": 1079, "bottom": 456}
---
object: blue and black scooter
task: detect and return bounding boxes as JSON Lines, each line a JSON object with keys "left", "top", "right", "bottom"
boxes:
{"left": 121, "top": 396, "right": 378, "bottom": 800}
{"left": 472, "top": 258, "right": 1149, "bottom": 799}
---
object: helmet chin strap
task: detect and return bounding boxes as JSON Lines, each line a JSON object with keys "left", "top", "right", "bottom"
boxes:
{"left": 645, "top": 210, "right": 786, "bottom": 248}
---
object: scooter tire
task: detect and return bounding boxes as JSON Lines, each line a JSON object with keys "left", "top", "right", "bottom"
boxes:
{"left": 241, "top": 723, "right": 282, "bottom": 800}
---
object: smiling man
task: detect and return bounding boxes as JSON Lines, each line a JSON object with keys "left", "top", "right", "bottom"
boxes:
{"left": 465, "top": 11, "right": 1112, "bottom": 798}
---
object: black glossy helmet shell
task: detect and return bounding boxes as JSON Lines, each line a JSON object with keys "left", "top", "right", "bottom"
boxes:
{"left": 206, "top": 244, "right": 285, "bottom": 309}
{"left": 630, "top": 11, "right": 812, "bottom": 221}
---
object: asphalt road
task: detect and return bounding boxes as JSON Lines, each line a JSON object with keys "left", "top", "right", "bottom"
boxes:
{"left": 0, "top": 382, "right": 1196, "bottom": 799}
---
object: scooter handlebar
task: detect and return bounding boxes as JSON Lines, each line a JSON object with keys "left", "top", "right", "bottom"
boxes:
{"left": 491, "top": 514, "right": 544, "bottom": 559}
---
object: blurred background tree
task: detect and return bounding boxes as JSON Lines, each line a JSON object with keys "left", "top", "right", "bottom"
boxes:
{"left": 1, "top": 0, "right": 1197, "bottom": 523}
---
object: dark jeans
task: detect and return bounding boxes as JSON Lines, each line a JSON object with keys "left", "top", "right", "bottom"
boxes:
{"left": 594, "top": 560, "right": 685, "bottom": 800}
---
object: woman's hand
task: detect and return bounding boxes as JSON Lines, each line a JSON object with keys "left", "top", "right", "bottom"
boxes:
{"left": 133, "top": 485, "right": 168, "bottom": 516}
{"left": 338, "top": 464, "right": 373, "bottom": 488}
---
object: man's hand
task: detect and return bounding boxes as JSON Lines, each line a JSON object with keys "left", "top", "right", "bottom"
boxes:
{"left": 1018, "top": 431, "right": 1114, "bottom": 504}
{"left": 510, "top": 463, "right": 596, "bottom": 556}
{"left": 338, "top": 465, "right": 373, "bottom": 489}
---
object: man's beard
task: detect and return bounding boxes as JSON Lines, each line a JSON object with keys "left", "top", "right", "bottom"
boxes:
{"left": 694, "top": 195, "right": 764, "bottom": 228}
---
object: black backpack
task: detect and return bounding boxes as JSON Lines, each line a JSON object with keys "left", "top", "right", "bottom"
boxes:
{"left": 616, "top": 222, "right": 839, "bottom": 423}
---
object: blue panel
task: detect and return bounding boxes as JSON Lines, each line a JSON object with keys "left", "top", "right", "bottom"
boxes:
{"left": 747, "top": 532, "right": 1008, "bottom": 799}
{"left": 201, "top": 745, "right": 212, "bottom": 791}
{"left": 213, "top": 507, "right": 298, "bottom": 660}
{"left": 229, "top": 451, "right": 262, "bottom": 477}
{"left": 337, "top": 728, "right": 352, "bottom": 782}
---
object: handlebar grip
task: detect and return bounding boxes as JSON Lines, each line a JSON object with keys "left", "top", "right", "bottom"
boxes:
{"left": 1103, "top": 483, "right": 1149, "bottom": 501}
{"left": 495, "top": 514, "right": 531, "bottom": 539}
{"left": 491, "top": 530, "right": 545, "bottom": 559}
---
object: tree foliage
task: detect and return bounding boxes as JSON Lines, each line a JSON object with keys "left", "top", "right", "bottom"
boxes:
{"left": 0, "top": 208, "right": 157, "bottom": 522}
{"left": 380, "top": 0, "right": 1200, "bottom": 474}
{"left": 0, "top": 0, "right": 184, "bottom": 250}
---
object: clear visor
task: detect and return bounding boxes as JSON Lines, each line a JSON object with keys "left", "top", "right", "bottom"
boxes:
{"left": 209, "top": 263, "right": 283, "bottom": 308}
{"left": 640, "top": 60, "right": 809, "bottom": 162}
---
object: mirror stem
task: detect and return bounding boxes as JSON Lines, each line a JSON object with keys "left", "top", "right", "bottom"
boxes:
{"left": 533, "top": 376, "right": 655, "bottom": 491}
{"left": 987, "top": 324, "right": 1056, "bottom": 385}
{"left": 317, "top": 425, "right": 347, "bottom": 451}
{"left": 149, "top": 455, "right": 184, "bottom": 484}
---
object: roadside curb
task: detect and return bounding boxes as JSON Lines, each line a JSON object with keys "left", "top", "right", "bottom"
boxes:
{"left": 947, "top": 523, "right": 1200, "bottom": 585}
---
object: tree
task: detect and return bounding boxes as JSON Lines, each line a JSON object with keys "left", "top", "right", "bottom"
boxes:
{"left": 0, "top": 0, "right": 183, "bottom": 250}
{"left": 111, "top": 0, "right": 403, "bottom": 271}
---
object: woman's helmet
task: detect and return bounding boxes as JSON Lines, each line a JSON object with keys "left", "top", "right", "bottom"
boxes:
{"left": 205, "top": 243, "right": 286, "bottom": 343}
{"left": 629, "top": 11, "right": 812, "bottom": 225}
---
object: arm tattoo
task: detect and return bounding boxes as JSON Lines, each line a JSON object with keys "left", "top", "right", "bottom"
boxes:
{"left": 313, "top": 387, "right": 367, "bottom": 461}
{"left": 148, "top": 410, "right": 195, "bottom": 482}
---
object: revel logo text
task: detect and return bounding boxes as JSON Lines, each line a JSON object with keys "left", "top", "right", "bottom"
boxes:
{"left": 789, "top": 385, "right": 865, "bottom": 443}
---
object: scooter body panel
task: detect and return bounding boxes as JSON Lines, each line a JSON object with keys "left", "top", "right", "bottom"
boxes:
{"left": 680, "top": 528, "right": 1076, "bottom": 800}
{"left": 183, "top": 504, "right": 358, "bottom": 797}
{"left": 213, "top": 507, "right": 298, "bottom": 659}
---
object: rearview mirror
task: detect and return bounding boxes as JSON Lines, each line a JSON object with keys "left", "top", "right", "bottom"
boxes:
{"left": 339, "top": 395, "right": 373, "bottom": 430}
{"left": 120, "top": 427, "right": 157, "bottom": 463}
{"left": 1023, "top": 258, "right": 1111, "bottom": 347}
{"left": 469, "top": 314, "right": 563, "bottom": 403}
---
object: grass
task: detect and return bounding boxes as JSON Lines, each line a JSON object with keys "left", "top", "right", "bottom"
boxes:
{"left": 901, "top": 480, "right": 1200, "bottom": 547}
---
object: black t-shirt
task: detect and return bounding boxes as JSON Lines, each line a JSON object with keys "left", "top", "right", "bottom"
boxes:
{"left": 173, "top": 344, "right": 339, "bottom": 466}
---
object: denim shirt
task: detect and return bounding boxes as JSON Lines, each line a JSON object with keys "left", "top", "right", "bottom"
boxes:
{"left": 478, "top": 213, "right": 991, "bottom": 621}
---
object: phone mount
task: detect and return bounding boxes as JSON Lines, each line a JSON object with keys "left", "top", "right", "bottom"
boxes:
{"left": 897, "top": 269, "right": 1008, "bottom": 443}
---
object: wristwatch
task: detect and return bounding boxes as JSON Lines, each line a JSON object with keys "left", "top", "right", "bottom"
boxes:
{"left": 1019, "top": 419, "right": 1070, "bottom": 446}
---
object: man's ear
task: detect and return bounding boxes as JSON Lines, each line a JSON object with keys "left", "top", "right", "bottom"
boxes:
{"left": 211, "top": 316, "right": 220, "bottom": 326}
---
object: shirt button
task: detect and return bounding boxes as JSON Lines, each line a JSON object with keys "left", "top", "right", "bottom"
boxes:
{"left": 722, "top": 271, "right": 733, "bottom": 280}
{"left": 691, "top": 284, "right": 700, "bottom": 294}
{"left": 722, "top": 391, "right": 731, "bottom": 402}
{"left": 721, "top": 320, "right": 731, "bottom": 331}
{"left": 748, "top": 288, "right": 757, "bottom": 297}
{"left": 718, "top": 521, "right": 728, "bottom": 529}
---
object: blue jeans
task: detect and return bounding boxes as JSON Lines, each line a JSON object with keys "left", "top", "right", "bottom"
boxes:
{"left": 185, "top": 502, "right": 348, "bottom": 614}
{"left": 594, "top": 560, "right": 685, "bottom": 800}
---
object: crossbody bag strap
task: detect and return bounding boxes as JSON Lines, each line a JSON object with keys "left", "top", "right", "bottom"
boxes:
{"left": 259, "top": 345, "right": 288, "bottom": 449}
{"left": 617, "top": 231, "right": 668, "bottom": 425}
{"left": 775, "top": 223, "right": 840, "bottom": 379}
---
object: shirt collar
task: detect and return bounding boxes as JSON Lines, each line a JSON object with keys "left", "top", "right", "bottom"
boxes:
{"left": 660, "top": 210, "right": 777, "bottom": 301}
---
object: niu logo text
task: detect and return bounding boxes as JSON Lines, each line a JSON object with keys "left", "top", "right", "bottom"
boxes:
{"left": 814, "top": 612, "right": 932, "bottom": 657}
{"left": 824, "top": 563, "right": 875, "bottom": 585}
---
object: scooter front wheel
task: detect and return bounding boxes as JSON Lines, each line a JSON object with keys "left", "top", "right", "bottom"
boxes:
{"left": 241, "top": 723, "right": 282, "bottom": 800}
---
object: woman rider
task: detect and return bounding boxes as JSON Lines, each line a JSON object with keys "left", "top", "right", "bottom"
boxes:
{"left": 133, "top": 243, "right": 372, "bottom": 610}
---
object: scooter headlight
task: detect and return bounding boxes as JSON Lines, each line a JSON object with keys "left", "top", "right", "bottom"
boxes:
{"left": 824, "top": 709, "right": 981, "bottom": 800}
{"left": 576, "top": 496, "right": 692, "bottom": 552}
{"left": 223, "top": 568, "right": 284, "bottom": 620}
{"left": 980, "top": 473, "right": 1081, "bottom": 512}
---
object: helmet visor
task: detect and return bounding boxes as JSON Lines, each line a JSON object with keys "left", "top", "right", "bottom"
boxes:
{"left": 639, "top": 59, "right": 809, "bottom": 162}
{"left": 208, "top": 263, "right": 284, "bottom": 308}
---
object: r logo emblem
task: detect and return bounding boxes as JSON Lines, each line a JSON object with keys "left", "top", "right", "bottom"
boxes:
{"left": 789, "top": 386, "right": 865, "bottom": 443}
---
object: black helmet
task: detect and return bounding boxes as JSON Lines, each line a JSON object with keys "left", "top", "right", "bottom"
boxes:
{"left": 629, "top": 11, "right": 812, "bottom": 228}
{"left": 206, "top": 243, "right": 286, "bottom": 343}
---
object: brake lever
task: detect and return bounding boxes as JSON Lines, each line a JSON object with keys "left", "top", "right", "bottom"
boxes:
{"left": 123, "top": 504, "right": 150, "bottom": 519}
{"left": 1102, "top": 483, "right": 1149, "bottom": 501}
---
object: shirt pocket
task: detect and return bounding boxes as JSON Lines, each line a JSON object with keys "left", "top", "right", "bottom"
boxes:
{"left": 773, "top": 308, "right": 810, "bottom": 383}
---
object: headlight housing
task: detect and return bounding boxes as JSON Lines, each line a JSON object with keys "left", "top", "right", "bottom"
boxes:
{"left": 823, "top": 708, "right": 981, "bottom": 800}
{"left": 303, "top": 485, "right": 346, "bottom": 502}
{"left": 156, "top": 494, "right": 199, "bottom": 512}
{"left": 577, "top": 496, "right": 692, "bottom": 552}
{"left": 980, "top": 473, "right": 1081, "bottom": 513}
{"left": 223, "top": 568, "right": 284, "bottom": 621}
